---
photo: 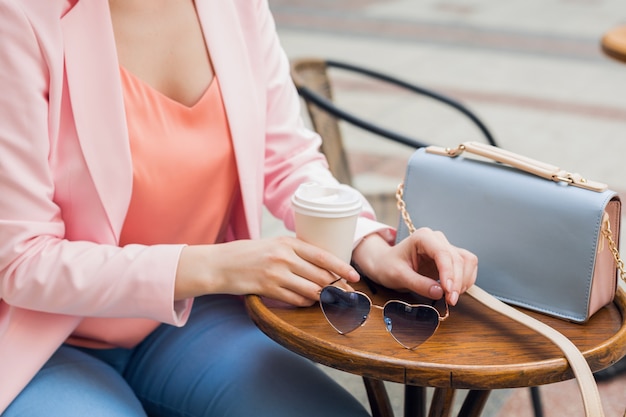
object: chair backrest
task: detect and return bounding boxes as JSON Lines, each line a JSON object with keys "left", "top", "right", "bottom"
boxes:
{"left": 290, "top": 57, "right": 497, "bottom": 184}
{"left": 290, "top": 58, "right": 353, "bottom": 185}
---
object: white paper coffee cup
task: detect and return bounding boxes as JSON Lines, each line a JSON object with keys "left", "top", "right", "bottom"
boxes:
{"left": 292, "top": 182, "right": 362, "bottom": 263}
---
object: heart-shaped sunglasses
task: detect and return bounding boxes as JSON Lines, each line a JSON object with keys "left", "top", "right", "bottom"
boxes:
{"left": 319, "top": 281, "right": 449, "bottom": 350}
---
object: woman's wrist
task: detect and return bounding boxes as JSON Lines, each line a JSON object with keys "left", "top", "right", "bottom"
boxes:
{"left": 351, "top": 232, "right": 391, "bottom": 282}
{"left": 175, "top": 245, "right": 216, "bottom": 301}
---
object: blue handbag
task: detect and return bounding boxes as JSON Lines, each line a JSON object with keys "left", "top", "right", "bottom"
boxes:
{"left": 396, "top": 142, "right": 623, "bottom": 323}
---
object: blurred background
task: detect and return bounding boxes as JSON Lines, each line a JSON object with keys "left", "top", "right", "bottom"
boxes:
{"left": 266, "top": 0, "right": 626, "bottom": 222}
{"left": 263, "top": 1, "right": 626, "bottom": 416}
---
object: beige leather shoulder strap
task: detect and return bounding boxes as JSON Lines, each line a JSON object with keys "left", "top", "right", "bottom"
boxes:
{"left": 466, "top": 285, "right": 605, "bottom": 417}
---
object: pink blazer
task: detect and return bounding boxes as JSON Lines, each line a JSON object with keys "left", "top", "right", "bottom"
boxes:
{"left": 0, "top": 0, "right": 389, "bottom": 411}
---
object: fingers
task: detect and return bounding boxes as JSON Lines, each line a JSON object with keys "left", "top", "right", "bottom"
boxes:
{"left": 442, "top": 248, "right": 477, "bottom": 305}
{"left": 458, "top": 248, "right": 478, "bottom": 294}
{"left": 291, "top": 239, "right": 360, "bottom": 286}
{"left": 260, "top": 236, "right": 360, "bottom": 305}
{"left": 367, "top": 228, "right": 476, "bottom": 306}
{"left": 409, "top": 228, "right": 477, "bottom": 305}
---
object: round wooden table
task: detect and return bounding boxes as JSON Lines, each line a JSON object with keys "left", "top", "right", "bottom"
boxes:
{"left": 601, "top": 25, "right": 626, "bottom": 63}
{"left": 246, "top": 281, "right": 626, "bottom": 417}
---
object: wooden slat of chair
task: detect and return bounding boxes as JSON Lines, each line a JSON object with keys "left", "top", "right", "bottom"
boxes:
{"left": 290, "top": 58, "right": 353, "bottom": 185}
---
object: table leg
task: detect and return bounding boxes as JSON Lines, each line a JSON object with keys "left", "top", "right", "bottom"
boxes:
{"left": 362, "top": 377, "right": 394, "bottom": 417}
{"left": 457, "top": 390, "right": 491, "bottom": 417}
{"left": 428, "top": 388, "right": 456, "bottom": 417}
{"left": 404, "top": 385, "right": 426, "bottom": 417}
{"left": 530, "top": 387, "right": 544, "bottom": 417}
{"left": 405, "top": 387, "right": 491, "bottom": 417}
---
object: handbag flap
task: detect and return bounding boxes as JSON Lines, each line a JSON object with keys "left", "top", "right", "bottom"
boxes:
{"left": 397, "top": 148, "right": 619, "bottom": 322}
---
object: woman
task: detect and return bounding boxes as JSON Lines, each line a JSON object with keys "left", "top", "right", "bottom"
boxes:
{"left": 0, "top": 0, "right": 477, "bottom": 416}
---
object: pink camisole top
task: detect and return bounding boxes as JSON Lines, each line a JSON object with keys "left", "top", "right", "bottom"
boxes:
{"left": 66, "top": 67, "right": 238, "bottom": 349}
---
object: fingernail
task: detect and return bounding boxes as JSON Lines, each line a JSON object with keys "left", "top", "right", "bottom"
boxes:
{"left": 449, "top": 291, "right": 459, "bottom": 306}
{"left": 447, "top": 279, "right": 453, "bottom": 291}
{"left": 429, "top": 285, "right": 444, "bottom": 299}
{"left": 348, "top": 269, "right": 360, "bottom": 280}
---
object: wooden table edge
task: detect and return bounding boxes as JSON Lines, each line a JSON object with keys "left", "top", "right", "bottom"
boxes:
{"left": 245, "top": 287, "right": 626, "bottom": 389}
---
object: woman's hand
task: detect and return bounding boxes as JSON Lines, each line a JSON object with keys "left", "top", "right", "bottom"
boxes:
{"left": 351, "top": 228, "right": 477, "bottom": 306}
{"left": 175, "top": 236, "right": 360, "bottom": 307}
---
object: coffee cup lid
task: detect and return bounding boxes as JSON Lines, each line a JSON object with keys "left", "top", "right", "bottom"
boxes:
{"left": 292, "top": 182, "right": 362, "bottom": 218}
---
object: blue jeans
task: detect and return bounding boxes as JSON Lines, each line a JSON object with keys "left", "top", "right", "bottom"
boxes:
{"left": 3, "top": 295, "right": 370, "bottom": 417}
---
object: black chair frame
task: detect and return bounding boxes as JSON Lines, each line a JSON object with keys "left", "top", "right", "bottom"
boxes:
{"left": 294, "top": 59, "right": 498, "bottom": 149}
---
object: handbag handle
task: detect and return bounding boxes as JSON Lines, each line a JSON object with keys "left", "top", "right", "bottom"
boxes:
{"left": 396, "top": 182, "right": 626, "bottom": 417}
{"left": 426, "top": 142, "right": 608, "bottom": 192}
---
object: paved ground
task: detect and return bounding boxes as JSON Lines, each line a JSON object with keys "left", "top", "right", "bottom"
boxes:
{"left": 262, "top": 0, "right": 626, "bottom": 415}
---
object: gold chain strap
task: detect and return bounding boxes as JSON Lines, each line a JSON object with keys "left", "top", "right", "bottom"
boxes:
{"left": 396, "top": 182, "right": 416, "bottom": 234}
{"left": 602, "top": 218, "right": 626, "bottom": 285}
{"left": 396, "top": 182, "right": 626, "bottom": 285}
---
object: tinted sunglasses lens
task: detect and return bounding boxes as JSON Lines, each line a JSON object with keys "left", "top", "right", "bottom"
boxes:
{"left": 383, "top": 302, "right": 440, "bottom": 350}
{"left": 320, "top": 286, "right": 371, "bottom": 334}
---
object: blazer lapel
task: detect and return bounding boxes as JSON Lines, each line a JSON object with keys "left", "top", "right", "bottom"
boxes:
{"left": 61, "top": 0, "right": 132, "bottom": 239}
{"left": 195, "top": 0, "right": 265, "bottom": 238}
